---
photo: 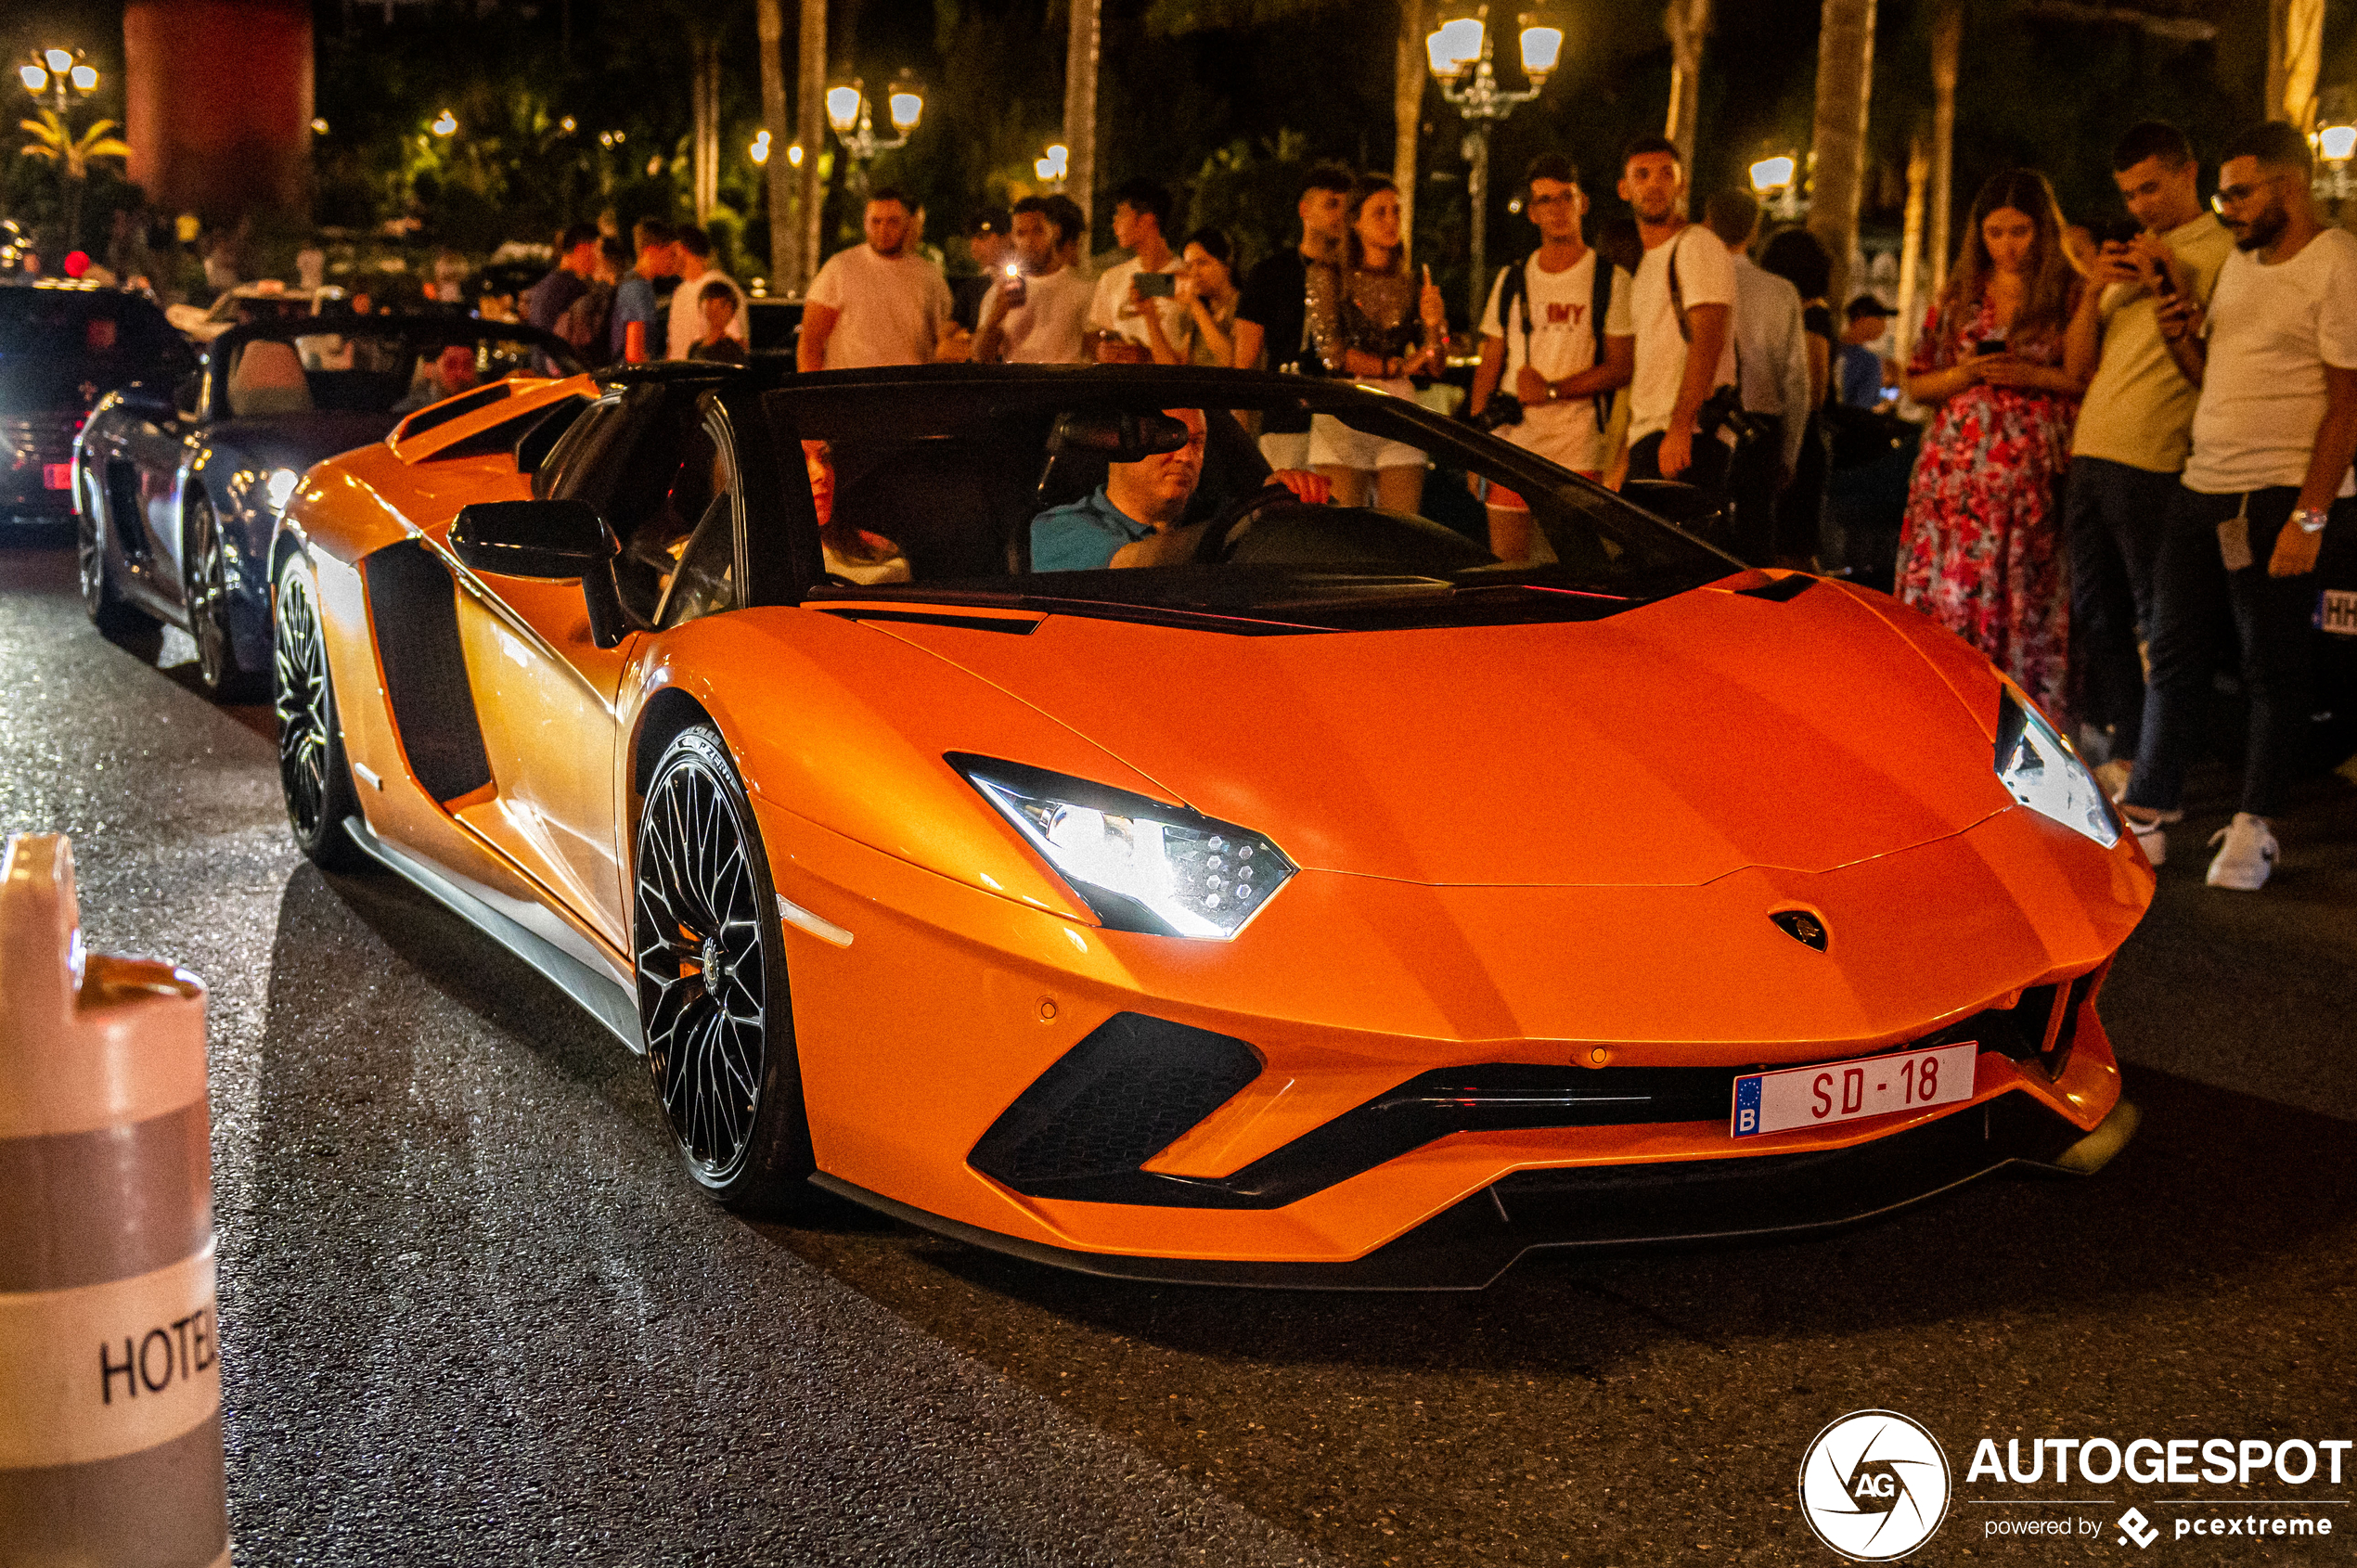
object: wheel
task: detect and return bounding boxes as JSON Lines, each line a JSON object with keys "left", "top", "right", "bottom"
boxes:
{"left": 272, "top": 551, "right": 367, "bottom": 870}
{"left": 186, "top": 495, "right": 262, "bottom": 700}
{"left": 76, "top": 471, "right": 160, "bottom": 639}
{"left": 632, "top": 726, "right": 816, "bottom": 1209}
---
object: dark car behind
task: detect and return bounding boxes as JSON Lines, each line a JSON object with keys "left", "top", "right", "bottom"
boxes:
{"left": 2, "top": 281, "right": 186, "bottom": 522}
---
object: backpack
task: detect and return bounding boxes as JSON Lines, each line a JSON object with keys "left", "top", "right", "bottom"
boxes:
{"left": 1495, "top": 248, "right": 1618, "bottom": 429}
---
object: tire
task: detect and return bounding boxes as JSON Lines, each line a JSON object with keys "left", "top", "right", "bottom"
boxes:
{"left": 272, "top": 550, "right": 367, "bottom": 871}
{"left": 186, "top": 495, "right": 263, "bottom": 701}
{"left": 632, "top": 725, "right": 817, "bottom": 1210}
{"left": 76, "top": 472, "right": 160, "bottom": 640}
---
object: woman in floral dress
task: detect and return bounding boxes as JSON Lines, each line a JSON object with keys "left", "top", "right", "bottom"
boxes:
{"left": 1898, "top": 168, "right": 2093, "bottom": 723}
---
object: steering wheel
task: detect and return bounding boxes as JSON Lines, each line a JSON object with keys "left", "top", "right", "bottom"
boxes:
{"left": 1191, "top": 482, "right": 1305, "bottom": 565}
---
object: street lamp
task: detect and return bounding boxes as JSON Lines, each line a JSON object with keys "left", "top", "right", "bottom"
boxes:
{"left": 19, "top": 46, "right": 100, "bottom": 115}
{"left": 1035, "top": 143, "right": 1069, "bottom": 191}
{"left": 1749, "top": 152, "right": 1805, "bottom": 223}
{"left": 750, "top": 128, "right": 771, "bottom": 165}
{"left": 1427, "top": 6, "right": 1560, "bottom": 319}
{"left": 827, "top": 69, "right": 924, "bottom": 171}
{"left": 2313, "top": 88, "right": 2355, "bottom": 210}
{"left": 431, "top": 109, "right": 457, "bottom": 137}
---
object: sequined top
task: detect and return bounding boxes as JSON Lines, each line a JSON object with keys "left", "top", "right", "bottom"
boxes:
{"left": 1307, "top": 262, "right": 1424, "bottom": 374}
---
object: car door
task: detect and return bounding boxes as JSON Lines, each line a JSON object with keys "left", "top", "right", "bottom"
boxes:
{"left": 443, "top": 385, "right": 720, "bottom": 946}
{"left": 115, "top": 359, "right": 206, "bottom": 610}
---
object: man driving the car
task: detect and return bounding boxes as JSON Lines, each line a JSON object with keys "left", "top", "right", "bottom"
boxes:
{"left": 1029, "top": 408, "right": 1329, "bottom": 572}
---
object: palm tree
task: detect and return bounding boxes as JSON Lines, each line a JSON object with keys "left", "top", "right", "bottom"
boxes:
{"left": 19, "top": 109, "right": 132, "bottom": 253}
{"left": 1805, "top": 0, "right": 1875, "bottom": 311}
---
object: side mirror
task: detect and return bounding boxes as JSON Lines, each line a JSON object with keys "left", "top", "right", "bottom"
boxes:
{"left": 450, "top": 498, "right": 616, "bottom": 578}
{"left": 449, "top": 498, "right": 629, "bottom": 647}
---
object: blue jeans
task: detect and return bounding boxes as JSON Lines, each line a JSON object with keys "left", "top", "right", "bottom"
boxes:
{"left": 2064, "top": 456, "right": 2179, "bottom": 756}
{"left": 2125, "top": 485, "right": 2326, "bottom": 819}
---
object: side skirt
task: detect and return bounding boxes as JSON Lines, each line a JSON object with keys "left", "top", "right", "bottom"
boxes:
{"left": 341, "top": 813, "right": 642, "bottom": 1052}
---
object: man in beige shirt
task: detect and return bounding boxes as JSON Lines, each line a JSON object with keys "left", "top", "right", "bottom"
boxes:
{"left": 2063, "top": 120, "right": 2235, "bottom": 786}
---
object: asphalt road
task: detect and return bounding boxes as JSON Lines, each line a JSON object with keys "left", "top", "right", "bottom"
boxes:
{"left": 3, "top": 527, "right": 2351, "bottom": 1567}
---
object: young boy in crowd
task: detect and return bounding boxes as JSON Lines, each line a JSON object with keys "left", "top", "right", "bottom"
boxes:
{"left": 687, "top": 279, "right": 749, "bottom": 365}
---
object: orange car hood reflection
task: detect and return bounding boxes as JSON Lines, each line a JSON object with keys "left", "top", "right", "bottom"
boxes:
{"left": 871, "top": 579, "right": 2015, "bottom": 887}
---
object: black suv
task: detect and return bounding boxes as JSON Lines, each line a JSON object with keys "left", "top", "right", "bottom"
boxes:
{"left": 2, "top": 280, "right": 186, "bottom": 522}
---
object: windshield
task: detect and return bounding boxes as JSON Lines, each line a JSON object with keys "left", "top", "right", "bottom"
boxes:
{"left": 766, "top": 384, "right": 1735, "bottom": 630}
{"left": 215, "top": 329, "right": 578, "bottom": 418}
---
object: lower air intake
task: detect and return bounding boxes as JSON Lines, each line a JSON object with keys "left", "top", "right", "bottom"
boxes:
{"left": 970, "top": 1013, "right": 1263, "bottom": 1189}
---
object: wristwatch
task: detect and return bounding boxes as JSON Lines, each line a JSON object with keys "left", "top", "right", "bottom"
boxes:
{"left": 2295, "top": 506, "right": 2331, "bottom": 534}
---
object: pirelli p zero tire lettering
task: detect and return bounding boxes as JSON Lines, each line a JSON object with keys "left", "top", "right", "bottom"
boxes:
{"left": 633, "top": 725, "right": 816, "bottom": 1210}
{"left": 272, "top": 552, "right": 367, "bottom": 871}
{"left": 185, "top": 495, "right": 259, "bottom": 701}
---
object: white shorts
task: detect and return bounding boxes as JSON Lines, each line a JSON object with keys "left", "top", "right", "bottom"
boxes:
{"left": 1258, "top": 431, "right": 1311, "bottom": 470}
{"left": 1309, "top": 410, "right": 1425, "bottom": 472}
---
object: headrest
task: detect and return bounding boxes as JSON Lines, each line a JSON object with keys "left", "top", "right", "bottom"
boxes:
{"left": 228, "top": 340, "right": 312, "bottom": 417}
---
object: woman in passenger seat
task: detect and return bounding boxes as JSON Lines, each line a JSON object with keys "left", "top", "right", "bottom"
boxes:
{"left": 805, "top": 440, "right": 911, "bottom": 585}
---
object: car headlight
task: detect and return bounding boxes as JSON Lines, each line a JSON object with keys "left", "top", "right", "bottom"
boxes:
{"left": 265, "top": 468, "right": 301, "bottom": 511}
{"left": 949, "top": 754, "right": 1295, "bottom": 939}
{"left": 1994, "top": 687, "right": 2118, "bottom": 848}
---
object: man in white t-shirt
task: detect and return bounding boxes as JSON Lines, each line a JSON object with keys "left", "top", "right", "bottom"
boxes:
{"left": 1085, "top": 178, "right": 1186, "bottom": 364}
{"left": 1617, "top": 135, "right": 1737, "bottom": 495}
{"left": 2119, "top": 122, "right": 2357, "bottom": 891}
{"left": 973, "top": 196, "right": 1093, "bottom": 365}
{"left": 664, "top": 224, "right": 749, "bottom": 361}
{"left": 797, "top": 188, "right": 956, "bottom": 372}
{"left": 1467, "top": 152, "right": 1634, "bottom": 561}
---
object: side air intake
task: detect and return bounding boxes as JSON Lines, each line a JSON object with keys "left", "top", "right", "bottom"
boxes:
{"left": 969, "top": 1014, "right": 1262, "bottom": 1191}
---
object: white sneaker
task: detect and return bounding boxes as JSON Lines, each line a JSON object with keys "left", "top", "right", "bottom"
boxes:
{"left": 2117, "top": 798, "right": 2178, "bottom": 867}
{"left": 2205, "top": 813, "right": 2278, "bottom": 891}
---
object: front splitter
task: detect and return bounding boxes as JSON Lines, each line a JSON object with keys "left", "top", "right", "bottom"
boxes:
{"left": 808, "top": 1091, "right": 2138, "bottom": 1292}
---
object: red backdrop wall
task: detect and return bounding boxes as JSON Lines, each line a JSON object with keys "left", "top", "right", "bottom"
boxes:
{"left": 123, "top": 0, "right": 314, "bottom": 224}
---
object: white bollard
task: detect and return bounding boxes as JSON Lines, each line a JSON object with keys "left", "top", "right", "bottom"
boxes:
{"left": 0, "top": 834, "right": 230, "bottom": 1567}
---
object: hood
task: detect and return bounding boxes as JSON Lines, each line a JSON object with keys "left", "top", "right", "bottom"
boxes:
{"left": 867, "top": 581, "right": 2014, "bottom": 888}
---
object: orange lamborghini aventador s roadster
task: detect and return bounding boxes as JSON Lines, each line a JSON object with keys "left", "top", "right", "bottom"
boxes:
{"left": 271, "top": 362, "right": 2151, "bottom": 1288}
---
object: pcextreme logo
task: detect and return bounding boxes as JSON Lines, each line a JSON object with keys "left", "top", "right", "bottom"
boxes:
{"left": 1798, "top": 1409, "right": 1953, "bottom": 1561}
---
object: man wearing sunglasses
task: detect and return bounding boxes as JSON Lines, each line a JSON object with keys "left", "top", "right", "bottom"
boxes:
{"left": 2118, "top": 122, "right": 2357, "bottom": 891}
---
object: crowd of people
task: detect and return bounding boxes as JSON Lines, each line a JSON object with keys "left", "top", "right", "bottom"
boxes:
{"left": 542, "top": 114, "right": 2353, "bottom": 894}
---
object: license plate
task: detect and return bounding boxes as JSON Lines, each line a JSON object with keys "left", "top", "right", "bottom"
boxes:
{"left": 1731, "top": 1041, "right": 1977, "bottom": 1137}
{"left": 43, "top": 463, "right": 71, "bottom": 490}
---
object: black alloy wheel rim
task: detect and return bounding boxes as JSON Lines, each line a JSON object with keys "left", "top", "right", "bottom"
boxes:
{"left": 273, "top": 565, "right": 333, "bottom": 843}
{"left": 634, "top": 754, "right": 767, "bottom": 1185}
{"left": 75, "top": 480, "right": 106, "bottom": 613}
{"left": 189, "top": 498, "right": 235, "bottom": 688}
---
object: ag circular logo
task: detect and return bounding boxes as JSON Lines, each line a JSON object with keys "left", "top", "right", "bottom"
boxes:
{"left": 1798, "top": 1409, "right": 1951, "bottom": 1561}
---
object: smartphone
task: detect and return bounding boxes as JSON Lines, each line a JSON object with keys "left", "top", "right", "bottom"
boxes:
{"left": 1133, "top": 271, "right": 1177, "bottom": 299}
{"left": 1973, "top": 338, "right": 2009, "bottom": 356}
{"left": 1000, "top": 261, "right": 1025, "bottom": 306}
{"left": 2096, "top": 217, "right": 2143, "bottom": 248}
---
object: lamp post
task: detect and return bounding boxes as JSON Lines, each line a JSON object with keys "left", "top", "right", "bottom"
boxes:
{"left": 19, "top": 47, "right": 100, "bottom": 118}
{"left": 1748, "top": 153, "right": 1806, "bottom": 224}
{"left": 2312, "top": 89, "right": 2355, "bottom": 217}
{"left": 1034, "top": 143, "right": 1069, "bottom": 193}
{"left": 826, "top": 69, "right": 923, "bottom": 198}
{"left": 1426, "top": 6, "right": 1561, "bottom": 321}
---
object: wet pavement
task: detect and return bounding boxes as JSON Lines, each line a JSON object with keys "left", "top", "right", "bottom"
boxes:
{"left": 4, "top": 526, "right": 2351, "bottom": 1566}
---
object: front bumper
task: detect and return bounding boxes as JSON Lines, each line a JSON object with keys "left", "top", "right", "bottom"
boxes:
{"left": 758, "top": 793, "right": 2147, "bottom": 1279}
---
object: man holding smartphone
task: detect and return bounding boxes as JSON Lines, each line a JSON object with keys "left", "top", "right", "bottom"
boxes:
{"left": 2118, "top": 122, "right": 2357, "bottom": 890}
{"left": 1087, "top": 179, "right": 1186, "bottom": 363}
{"left": 2061, "top": 121, "right": 2234, "bottom": 791}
